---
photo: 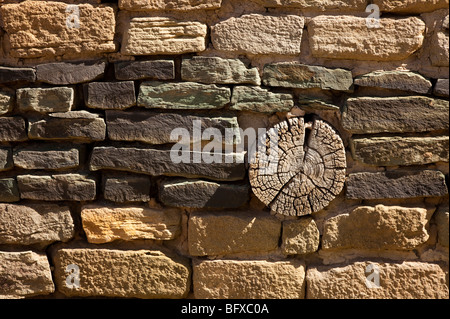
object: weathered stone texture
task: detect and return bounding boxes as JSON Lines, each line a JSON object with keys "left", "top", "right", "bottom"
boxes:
{"left": 351, "top": 136, "right": 449, "bottom": 166}
{"left": 435, "top": 205, "right": 449, "bottom": 247}
{"left": 53, "top": 248, "right": 191, "bottom": 299}
{"left": 0, "top": 251, "right": 54, "bottom": 299}
{"left": 119, "top": 0, "right": 222, "bottom": 11}
{"left": 81, "top": 205, "right": 181, "bottom": 244}
{"left": 0, "top": 203, "right": 74, "bottom": 246}
{"left": 0, "top": 66, "right": 36, "bottom": 83}
{"left": 193, "top": 259, "right": 306, "bottom": 299}
{"left": 373, "top": 0, "right": 449, "bottom": 13}
{"left": 115, "top": 60, "right": 175, "bottom": 81}
{"left": 307, "top": 262, "right": 449, "bottom": 299}
{"left": 84, "top": 82, "right": 136, "bottom": 110}
{"left": 17, "top": 87, "right": 74, "bottom": 114}
{"left": 282, "top": 218, "right": 320, "bottom": 255}
{"left": 0, "top": 148, "right": 12, "bottom": 172}
{"left": 346, "top": 171, "right": 448, "bottom": 200}
{"left": 188, "top": 212, "right": 281, "bottom": 256}
{"left": 0, "top": 90, "right": 14, "bottom": 116}
{"left": 435, "top": 79, "right": 449, "bottom": 97}
{"left": 354, "top": 71, "right": 432, "bottom": 94}
{"left": 122, "top": 17, "right": 207, "bottom": 55}
{"left": 13, "top": 145, "right": 80, "bottom": 170}
{"left": 103, "top": 175, "right": 151, "bottom": 203}
{"left": 36, "top": 61, "right": 106, "bottom": 85}
{"left": 212, "top": 14, "right": 305, "bottom": 55}
{"left": 0, "top": 1, "right": 116, "bottom": 59}
{"left": 342, "top": 97, "right": 449, "bottom": 134}
{"left": 309, "top": 16, "right": 426, "bottom": 61}
{"left": 0, "top": 178, "right": 20, "bottom": 202}
{"left": 0, "top": 117, "right": 28, "bottom": 142}
{"left": 230, "top": 86, "right": 294, "bottom": 113}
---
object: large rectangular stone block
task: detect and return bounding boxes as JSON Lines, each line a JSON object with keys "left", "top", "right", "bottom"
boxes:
{"left": 103, "top": 174, "right": 151, "bottom": 203}
{"left": 53, "top": 248, "right": 191, "bottom": 299}
{"left": 81, "top": 205, "right": 181, "bottom": 244}
{"left": 17, "top": 87, "right": 74, "bottom": 114}
{"left": 0, "top": 117, "right": 28, "bottom": 142}
{"left": 119, "top": 0, "right": 222, "bottom": 11}
{"left": 230, "top": 86, "right": 294, "bottom": 113}
{"left": 13, "top": 144, "right": 80, "bottom": 170}
{"left": 373, "top": 0, "right": 449, "bottom": 13}
{"left": 0, "top": 66, "right": 36, "bottom": 84}
{"left": 193, "top": 259, "right": 305, "bottom": 299}
{"left": 188, "top": 212, "right": 281, "bottom": 256}
{"left": 36, "top": 61, "right": 106, "bottom": 85}
{"left": 0, "top": 1, "right": 116, "bottom": 59}
{"left": 250, "top": 0, "right": 368, "bottom": 11}
{"left": 354, "top": 71, "right": 432, "bottom": 94}
{"left": 282, "top": 218, "right": 320, "bottom": 255}
{"left": 84, "top": 82, "right": 136, "bottom": 110}
{"left": 115, "top": 60, "right": 175, "bottom": 81}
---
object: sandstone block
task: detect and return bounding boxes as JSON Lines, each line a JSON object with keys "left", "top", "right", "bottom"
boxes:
{"left": 251, "top": 0, "right": 368, "bottom": 11}
{"left": 81, "top": 205, "right": 181, "bottom": 244}
{"left": 115, "top": 60, "right": 175, "bottom": 81}
{"left": 181, "top": 56, "right": 261, "bottom": 85}
{"left": 262, "top": 63, "right": 354, "bottom": 91}
{"left": 0, "top": 1, "right": 116, "bottom": 59}
{"left": 0, "top": 178, "right": 20, "bottom": 202}
{"left": 119, "top": 0, "right": 222, "bottom": 10}
{"left": 230, "top": 86, "right": 294, "bottom": 113}
{"left": 373, "top": 0, "right": 449, "bottom": 13}
{"left": 0, "top": 117, "right": 28, "bottom": 142}
{"left": 0, "top": 148, "right": 13, "bottom": 171}
{"left": 53, "top": 248, "right": 191, "bottom": 299}
{"left": 193, "top": 259, "right": 305, "bottom": 299}
{"left": 309, "top": 16, "right": 425, "bottom": 61}
{"left": 28, "top": 111, "right": 106, "bottom": 142}
{"left": 159, "top": 179, "right": 250, "bottom": 208}
{"left": 354, "top": 71, "right": 432, "bottom": 94}
{"left": 435, "top": 205, "right": 449, "bottom": 247}
{"left": 188, "top": 212, "right": 281, "bottom": 256}
{"left": 307, "top": 261, "right": 449, "bottom": 299}
{"left": 17, "top": 174, "right": 96, "bottom": 201}
{"left": 138, "top": 81, "right": 231, "bottom": 110}
{"left": 282, "top": 218, "right": 320, "bottom": 255}
{"left": 212, "top": 14, "right": 305, "bottom": 55}
{"left": 13, "top": 144, "right": 80, "bottom": 170}
{"left": 435, "top": 79, "right": 449, "bottom": 97}
{"left": 346, "top": 171, "right": 448, "bottom": 199}
{"left": 122, "top": 17, "right": 207, "bottom": 55}
{"left": 90, "top": 146, "right": 246, "bottom": 181}
{"left": 342, "top": 97, "right": 449, "bottom": 134}
{"left": 84, "top": 82, "right": 136, "bottom": 110}
{"left": 351, "top": 136, "right": 449, "bottom": 166}
{"left": 323, "top": 205, "right": 431, "bottom": 251}
{"left": 36, "top": 61, "right": 106, "bottom": 85}
{"left": 0, "top": 203, "right": 74, "bottom": 246}
{"left": 17, "top": 87, "right": 74, "bottom": 114}
{"left": 0, "top": 66, "right": 36, "bottom": 83}
{"left": 103, "top": 175, "right": 151, "bottom": 203}
{"left": 0, "top": 251, "right": 54, "bottom": 298}
{"left": 431, "top": 18, "right": 449, "bottom": 67}
{"left": 0, "top": 90, "right": 14, "bottom": 116}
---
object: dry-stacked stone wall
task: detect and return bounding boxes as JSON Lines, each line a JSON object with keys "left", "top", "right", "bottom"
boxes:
{"left": 0, "top": 0, "right": 449, "bottom": 300}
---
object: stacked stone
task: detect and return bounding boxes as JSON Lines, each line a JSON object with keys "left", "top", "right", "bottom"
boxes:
{"left": 0, "top": 0, "right": 449, "bottom": 300}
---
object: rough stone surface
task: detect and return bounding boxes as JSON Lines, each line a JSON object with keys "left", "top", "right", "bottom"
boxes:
{"left": 342, "top": 97, "right": 449, "bottom": 134}
{"left": 435, "top": 205, "right": 449, "bottom": 247}
{"left": 17, "top": 174, "right": 97, "bottom": 201}
{"left": 13, "top": 145, "right": 80, "bottom": 170}
{"left": 435, "top": 79, "right": 449, "bottom": 97}
{"left": 0, "top": 178, "right": 19, "bottom": 202}
{"left": 0, "top": 1, "right": 116, "bottom": 59}
{"left": 0, "top": 66, "right": 36, "bottom": 84}
{"left": 105, "top": 110, "right": 239, "bottom": 145}
{"left": 323, "top": 205, "right": 432, "bottom": 251}
{"left": 282, "top": 218, "right": 320, "bottom": 255}
{"left": 212, "top": 14, "right": 305, "bottom": 55}
{"left": 115, "top": 60, "right": 175, "bottom": 81}
{"left": 193, "top": 259, "right": 305, "bottom": 299}
{"left": 90, "top": 146, "right": 246, "bottom": 181}
{"left": 309, "top": 16, "right": 426, "bottom": 61}
{"left": 307, "top": 261, "right": 449, "bottom": 299}
{"left": 81, "top": 205, "right": 181, "bottom": 244}
{"left": 230, "top": 86, "right": 294, "bottom": 113}
{"left": 351, "top": 136, "right": 449, "bottom": 166}
{"left": 373, "top": 0, "right": 449, "bottom": 13}
{"left": 0, "top": 148, "right": 13, "bottom": 172}
{"left": 0, "top": 117, "right": 28, "bottom": 142}
{"left": 119, "top": 0, "right": 223, "bottom": 11}
{"left": 138, "top": 82, "right": 231, "bottom": 110}
{"left": 103, "top": 175, "right": 151, "bottom": 203}
{"left": 188, "top": 212, "right": 281, "bottom": 256}
{"left": 84, "top": 82, "right": 136, "bottom": 110}
{"left": 36, "top": 61, "right": 106, "bottom": 85}
{"left": 181, "top": 56, "right": 261, "bottom": 85}
{"left": 263, "top": 63, "right": 354, "bottom": 91}
{"left": 0, "top": 90, "right": 14, "bottom": 116}
{"left": 0, "top": 251, "right": 54, "bottom": 298}
{"left": 354, "top": 71, "right": 432, "bottom": 94}
{"left": 159, "top": 179, "right": 250, "bottom": 209}
{"left": 122, "top": 17, "right": 207, "bottom": 55}
{"left": 28, "top": 112, "right": 106, "bottom": 142}
{"left": 53, "top": 248, "right": 191, "bottom": 299}
{"left": 346, "top": 171, "right": 448, "bottom": 200}
{"left": 17, "top": 87, "right": 74, "bottom": 114}
{"left": 0, "top": 203, "right": 74, "bottom": 246}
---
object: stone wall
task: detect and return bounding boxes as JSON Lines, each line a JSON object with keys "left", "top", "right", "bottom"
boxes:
{"left": 0, "top": 0, "right": 449, "bottom": 300}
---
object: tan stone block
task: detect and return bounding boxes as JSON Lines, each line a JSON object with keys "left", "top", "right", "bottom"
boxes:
{"left": 373, "top": 0, "right": 449, "bottom": 13}
{"left": 193, "top": 259, "right": 305, "bottom": 299}
{"left": 307, "top": 261, "right": 449, "bottom": 299}
{"left": 309, "top": 16, "right": 425, "bottom": 61}
{"left": 0, "top": 1, "right": 116, "bottom": 59}
{"left": 212, "top": 14, "right": 304, "bottom": 55}
{"left": 282, "top": 218, "right": 320, "bottom": 255}
{"left": 251, "top": 0, "right": 368, "bottom": 11}
{"left": 322, "top": 205, "right": 432, "bottom": 251}
{"left": 119, "top": 0, "right": 222, "bottom": 11}
{"left": 81, "top": 205, "right": 181, "bottom": 244}
{"left": 53, "top": 248, "right": 191, "bottom": 299}
{"left": 121, "top": 17, "right": 207, "bottom": 55}
{"left": 188, "top": 212, "right": 281, "bottom": 256}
